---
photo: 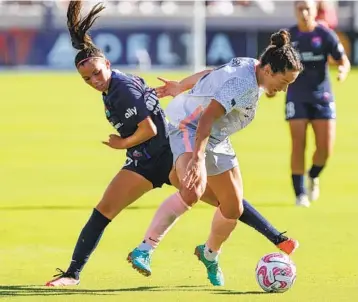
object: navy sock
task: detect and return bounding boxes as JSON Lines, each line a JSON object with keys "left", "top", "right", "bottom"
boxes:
{"left": 66, "top": 209, "right": 111, "bottom": 279}
{"left": 291, "top": 174, "right": 306, "bottom": 197}
{"left": 239, "top": 199, "right": 285, "bottom": 245}
{"left": 309, "top": 165, "right": 324, "bottom": 179}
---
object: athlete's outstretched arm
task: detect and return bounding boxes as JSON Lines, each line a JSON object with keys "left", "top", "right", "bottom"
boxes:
{"left": 155, "top": 69, "right": 212, "bottom": 98}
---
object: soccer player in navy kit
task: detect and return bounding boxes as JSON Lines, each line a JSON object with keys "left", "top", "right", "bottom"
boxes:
{"left": 272, "top": 1, "right": 350, "bottom": 207}
{"left": 45, "top": 1, "right": 173, "bottom": 287}
{"left": 45, "top": 1, "right": 298, "bottom": 287}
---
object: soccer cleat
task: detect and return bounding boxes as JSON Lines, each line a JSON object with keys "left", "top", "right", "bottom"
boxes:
{"left": 308, "top": 177, "right": 320, "bottom": 202}
{"left": 45, "top": 268, "right": 80, "bottom": 287}
{"left": 127, "top": 248, "right": 152, "bottom": 277}
{"left": 277, "top": 238, "right": 299, "bottom": 255}
{"left": 295, "top": 194, "right": 310, "bottom": 208}
{"left": 194, "top": 245, "right": 224, "bottom": 286}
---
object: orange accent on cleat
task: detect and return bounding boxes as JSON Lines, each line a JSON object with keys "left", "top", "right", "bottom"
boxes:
{"left": 277, "top": 238, "right": 299, "bottom": 255}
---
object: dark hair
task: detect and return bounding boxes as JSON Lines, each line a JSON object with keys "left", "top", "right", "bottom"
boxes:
{"left": 67, "top": 1, "right": 106, "bottom": 67}
{"left": 260, "top": 29, "right": 303, "bottom": 74}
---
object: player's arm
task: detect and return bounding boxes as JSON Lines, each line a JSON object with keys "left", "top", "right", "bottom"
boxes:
{"left": 334, "top": 54, "right": 350, "bottom": 82}
{"left": 177, "top": 69, "right": 213, "bottom": 91}
{"left": 192, "top": 77, "right": 240, "bottom": 160}
{"left": 155, "top": 69, "right": 212, "bottom": 98}
{"left": 119, "top": 117, "right": 157, "bottom": 149}
{"left": 184, "top": 78, "right": 239, "bottom": 189}
{"left": 192, "top": 100, "right": 225, "bottom": 161}
{"left": 103, "top": 87, "right": 157, "bottom": 150}
{"left": 327, "top": 30, "right": 351, "bottom": 82}
{"left": 103, "top": 117, "right": 157, "bottom": 150}
{"left": 184, "top": 99, "right": 225, "bottom": 190}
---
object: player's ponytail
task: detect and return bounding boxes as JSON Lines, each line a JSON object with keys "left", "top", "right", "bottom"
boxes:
{"left": 67, "top": 1, "right": 106, "bottom": 67}
{"left": 260, "top": 29, "right": 303, "bottom": 74}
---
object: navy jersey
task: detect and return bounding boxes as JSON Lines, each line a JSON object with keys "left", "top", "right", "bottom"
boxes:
{"left": 103, "top": 70, "right": 169, "bottom": 161}
{"left": 287, "top": 24, "right": 345, "bottom": 103}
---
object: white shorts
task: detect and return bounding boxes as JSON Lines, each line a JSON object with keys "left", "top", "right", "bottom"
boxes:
{"left": 168, "top": 124, "right": 238, "bottom": 176}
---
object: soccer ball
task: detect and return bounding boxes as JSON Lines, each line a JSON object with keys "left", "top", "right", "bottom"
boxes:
{"left": 255, "top": 252, "right": 297, "bottom": 293}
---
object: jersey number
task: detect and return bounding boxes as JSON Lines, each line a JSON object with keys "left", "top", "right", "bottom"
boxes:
{"left": 286, "top": 102, "right": 296, "bottom": 119}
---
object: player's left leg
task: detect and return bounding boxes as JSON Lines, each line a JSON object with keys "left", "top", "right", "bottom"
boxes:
{"left": 45, "top": 169, "right": 153, "bottom": 287}
{"left": 194, "top": 166, "right": 243, "bottom": 286}
{"left": 309, "top": 119, "right": 336, "bottom": 201}
{"left": 172, "top": 171, "right": 298, "bottom": 255}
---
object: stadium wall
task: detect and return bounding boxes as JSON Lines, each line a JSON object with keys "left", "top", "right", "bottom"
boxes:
{"left": 0, "top": 28, "right": 357, "bottom": 69}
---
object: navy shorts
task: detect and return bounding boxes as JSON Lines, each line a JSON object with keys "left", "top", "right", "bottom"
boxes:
{"left": 285, "top": 101, "right": 336, "bottom": 120}
{"left": 122, "top": 146, "right": 173, "bottom": 188}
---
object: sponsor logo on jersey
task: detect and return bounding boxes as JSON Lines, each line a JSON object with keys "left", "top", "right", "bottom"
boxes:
{"left": 125, "top": 107, "right": 137, "bottom": 118}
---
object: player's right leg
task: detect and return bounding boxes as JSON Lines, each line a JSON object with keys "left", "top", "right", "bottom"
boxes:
{"left": 127, "top": 151, "right": 207, "bottom": 276}
{"left": 45, "top": 169, "right": 153, "bottom": 287}
{"left": 286, "top": 101, "right": 310, "bottom": 207}
{"left": 289, "top": 119, "right": 311, "bottom": 207}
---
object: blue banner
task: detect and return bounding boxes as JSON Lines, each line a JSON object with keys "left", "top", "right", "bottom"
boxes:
{"left": 0, "top": 29, "right": 247, "bottom": 67}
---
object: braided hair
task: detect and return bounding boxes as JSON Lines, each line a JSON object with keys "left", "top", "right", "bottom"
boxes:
{"left": 67, "top": 1, "right": 106, "bottom": 68}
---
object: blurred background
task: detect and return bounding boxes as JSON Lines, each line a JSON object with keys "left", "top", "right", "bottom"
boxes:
{"left": 0, "top": 0, "right": 356, "bottom": 70}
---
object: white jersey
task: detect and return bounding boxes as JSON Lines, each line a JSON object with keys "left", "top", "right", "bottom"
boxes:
{"left": 165, "top": 57, "right": 264, "bottom": 142}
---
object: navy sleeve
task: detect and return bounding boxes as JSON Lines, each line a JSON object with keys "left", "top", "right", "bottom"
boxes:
{"left": 111, "top": 84, "right": 150, "bottom": 125}
{"left": 326, "top": 29, "right": 345, "bottom": 61}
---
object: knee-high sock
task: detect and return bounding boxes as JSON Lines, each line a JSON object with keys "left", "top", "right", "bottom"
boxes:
{"left": 138, "top": 192, "right": 190, "bottom": 250}
{"left": 206, "top": 208, "right": 237, "bottom": 253}
{"left": 67, "top": 209, "right": 111, "bottom": 278}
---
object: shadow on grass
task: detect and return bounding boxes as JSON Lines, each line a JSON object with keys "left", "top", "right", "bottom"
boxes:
{"left": 0, "top": 285, "right": 161, "bottom": 297}
{"left": 0, "top": 285, "right": 270, "bottom": 297}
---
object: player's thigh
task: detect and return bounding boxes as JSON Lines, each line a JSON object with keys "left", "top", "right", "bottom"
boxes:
{"left": 96, "top": 169, "right": 153, "bottom": 220}
{"left": 311, "top": 102, "right": 336, "bottom": 151}
{"left": 311, "top": 119, "right": 336, "bottom": 153}
{"left": 169, "top": 125, "right": 207, "bottom": 204}
{"left": 288, "top": 119, "right": 309, "bottom": 147}
{"left": 286, "top": 101, "right": 309, "bottom": 144}
{"left": 201, "top": 185, "right": 220, "bottom": 207}
{"left": 207, "top": 166, "right": 243, "bottom": 219}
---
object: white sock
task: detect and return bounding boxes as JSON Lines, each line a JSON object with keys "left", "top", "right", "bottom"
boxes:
{"left": 204, "top": 245, "right": 219, "bottom": 261}
{"left": 137, "top": 241, "right": 154, "bottom": 252}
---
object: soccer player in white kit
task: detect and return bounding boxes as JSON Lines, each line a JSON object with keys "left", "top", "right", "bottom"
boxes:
{"left": 128, "top": 30, "right": 303, "bottom": 286}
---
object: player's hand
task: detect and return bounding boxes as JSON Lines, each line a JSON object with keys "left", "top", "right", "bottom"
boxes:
{"left": 102, "top": 134, "right": 125, "bottom": 149}
{"left": 155, "top": 77, "right": 183, "bottom": 98}
{"left": 337, "top": 66, "right": 347, "bottom": 82}
{"left": 182, "top": 157, "right": 204, "bottom": 190}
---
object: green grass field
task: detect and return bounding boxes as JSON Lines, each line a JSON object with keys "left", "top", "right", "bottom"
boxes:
{"left": 0, "top": 69, "right": 357, "bottom": 302}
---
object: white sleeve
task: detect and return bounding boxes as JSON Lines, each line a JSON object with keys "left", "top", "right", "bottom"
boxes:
{"left": 213, "top": 77, "right": 246, "bottom": 114}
